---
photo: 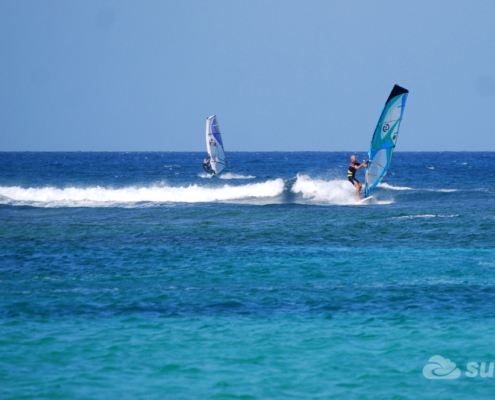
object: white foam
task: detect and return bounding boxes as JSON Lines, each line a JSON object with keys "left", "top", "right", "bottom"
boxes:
{"left": 369, "top": 199, "right": 394, "bottom": 205}
{"left": 199, "top": 172, "right": 256, "bottom": 179}
{"left": 0, "top": 180, "right": 285, "bottom": 207}
{"left": 219, "top": 173, "right": 256, "bottom": 180}
{"left": 378, "top": 183, "right": 414, "bottom": 191}
{"left": 291, "top": 174, "right": 357, "bottom": 205}
{"left": 426, "top": 188, "right": 458, "bottom": 193}
{"left": 291, "top": 174, "right": 396, "bottom": 206}
{"left": 391, "top": 214, "right": 459, "bottom": 220}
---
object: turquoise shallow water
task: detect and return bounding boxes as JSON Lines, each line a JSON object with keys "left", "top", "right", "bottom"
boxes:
{"left": 1, "top": 152, "right": 495, "bottom": 399}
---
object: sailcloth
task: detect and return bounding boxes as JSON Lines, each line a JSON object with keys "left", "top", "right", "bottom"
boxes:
{"left": 365, "top": 85, "right": 409, "bottom": 198}
{"left": 205, "top": 115, "right": 226, "bottom": 175}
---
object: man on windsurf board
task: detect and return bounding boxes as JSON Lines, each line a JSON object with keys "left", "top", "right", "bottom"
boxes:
{"left": 347, "top": 155, "right": 368, "bottom": 200}
{"left": 203, "top": 157, "right": 214, "bottom": 175}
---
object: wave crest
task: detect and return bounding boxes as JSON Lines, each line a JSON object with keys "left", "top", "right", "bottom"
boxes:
{"left": 0, "top": 179, "right": 284, "bottom": 207}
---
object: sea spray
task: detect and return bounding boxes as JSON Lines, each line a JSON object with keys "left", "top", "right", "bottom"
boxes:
{"left": 291, "top": 174, "right": 356, "bottom": 205}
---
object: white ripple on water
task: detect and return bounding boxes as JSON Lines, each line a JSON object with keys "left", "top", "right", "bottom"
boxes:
{"left": 391, "top": 214, "right": 460, "bottom": 220}
{"left": 198, "top": 172, "right": 256, "bottom": 179}
{"left": 378, "top": 183, "right": 414, "bottom": 191}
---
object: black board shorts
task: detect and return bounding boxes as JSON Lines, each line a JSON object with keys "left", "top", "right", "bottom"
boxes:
{"left": 348, "top": 177, "right": 359, "bottom": 185}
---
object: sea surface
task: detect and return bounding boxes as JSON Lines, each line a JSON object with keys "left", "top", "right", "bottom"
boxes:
{"left": 1, "top": 151, "right": 495, "bottom": 400}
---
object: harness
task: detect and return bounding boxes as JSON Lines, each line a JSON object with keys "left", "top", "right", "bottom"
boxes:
{"left": 347, "top": 161, "right": 359, "bottom": 178}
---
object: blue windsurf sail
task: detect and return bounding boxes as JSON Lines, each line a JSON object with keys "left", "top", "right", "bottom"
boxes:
{"left": 364, "top": 85, "right": 409, "bottom": 198}
{"left": 205, "top": 115, "right": 226, "bottom": 175}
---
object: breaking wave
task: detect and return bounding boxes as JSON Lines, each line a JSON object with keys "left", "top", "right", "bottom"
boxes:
{"left": 292, "top": 174, "right": 358, "bottom": 205}
{"left": 2, "top": 174, "right": 453, "bottom": 208}
{"left": 291, "top": 174, "right": 394, "bottom": 205}
{"left": 0, "top": 179, "right": 284, "bottom": 207}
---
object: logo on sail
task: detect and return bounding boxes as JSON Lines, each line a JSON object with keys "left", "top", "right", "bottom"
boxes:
{"left": 382, "top": 124, "right": 390, "bottom": 133}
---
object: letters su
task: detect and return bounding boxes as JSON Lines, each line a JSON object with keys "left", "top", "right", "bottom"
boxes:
{"left": 466, "top": 362, "right": 495, "bottom": 378}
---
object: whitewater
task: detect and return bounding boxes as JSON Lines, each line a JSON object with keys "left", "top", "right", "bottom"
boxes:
{"left": 0, "top": 175, "right": 414, "bottom": 207}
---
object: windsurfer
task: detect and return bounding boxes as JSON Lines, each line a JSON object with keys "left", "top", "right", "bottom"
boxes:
{"left": 347, "top": 155, "right": 368, "bottom": 200}
{"left": 203, "top": 157, "right": 213, "bottom": 174}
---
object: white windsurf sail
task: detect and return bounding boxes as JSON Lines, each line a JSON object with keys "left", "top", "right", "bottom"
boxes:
{"left": 364, "top": 85, "right": 409, "bottom": 198}
{"left": 205, "top": 115, "right": 226, "bottom": 175}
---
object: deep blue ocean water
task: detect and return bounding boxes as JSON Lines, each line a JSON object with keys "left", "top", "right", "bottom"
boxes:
{"left": 1, "top": 151, "right": 495, "bottom": 399}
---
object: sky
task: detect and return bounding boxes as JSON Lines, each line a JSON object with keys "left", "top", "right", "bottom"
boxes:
{"left": 1, "top": 0, "right": 495, "bottom": 152}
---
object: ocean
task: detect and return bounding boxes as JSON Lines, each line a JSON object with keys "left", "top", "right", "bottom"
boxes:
{"left": 1, "top": 151, "right": 494, "bottom": 399}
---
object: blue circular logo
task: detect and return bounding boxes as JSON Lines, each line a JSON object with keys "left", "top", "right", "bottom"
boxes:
{"left": 382, "top": 124, "right": 390, "bottom": 133}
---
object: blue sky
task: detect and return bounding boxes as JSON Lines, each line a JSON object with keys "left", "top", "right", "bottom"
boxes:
{"left": 1, "top": 0, "right": 494, "bottom": 151}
